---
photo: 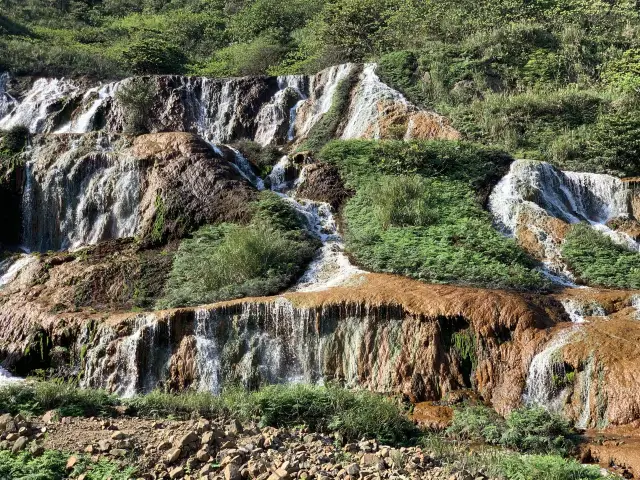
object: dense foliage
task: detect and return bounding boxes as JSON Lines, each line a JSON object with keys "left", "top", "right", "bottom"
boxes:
{"left": 321, "top": 140, "right": 546, "bottom": 290}
{"left": 562, "top": 223, "right": 640, "bottom": 289}
{"left": 158, "top": 191, "right": 317, "bottom": 308}
{"left": 447, "top": 405, "right": 578, "bottom": 456}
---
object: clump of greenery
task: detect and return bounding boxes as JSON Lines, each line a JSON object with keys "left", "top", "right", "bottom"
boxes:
{"left": 0, "top": 380, "right": 117, "bottom": 417}
{"left": 114, "top": 78, "right": 156, "bottom": 135}
{"left": 158, "top": 191, "right": 317, "bottom": 308}
{"left": 562, "top": 223, "right": 640, "bottom": 289}
{"left": 0, "top": 450, "right": 135, "bottom": 480}
{"left": 0, "top": 125, "right": 29, "bottom": 172}
{"left": 447, "top": 405, "right": 578, "bottom": 456}
{"left": 498, "top": 454, "right": 603, "bottom": 480}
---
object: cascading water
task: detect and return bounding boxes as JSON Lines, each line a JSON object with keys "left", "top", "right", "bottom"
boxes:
{"left": 0, "top": 366, "right": 20, "bottom": 385}
{"left": 576, "top": 354, "right": 595, "bottom": 429}
{"left": 0, "top": 255, "right": 34, "bottom": 288}
{"left": 0, "top": 72, "right": 17, "bottom": 120}
{"left": 21, "top": 139, "right": 141, "bottom": 252}
{"left": 523, "top": 327, "right": 577, "bottom": 412}
{"left": 560, "top": 299, "right": 606, "bottom": 324}
{"left": 55, "top": 82, "right": 117, "bottom": 134}
{"left": 489, "top": 160, "right": 638, "bottom": 281}
{"left": 254, "top": 76, "right": 307, "bottom": 146}
{"left": 0, "top": 78, "right": 80, "bottom": 133}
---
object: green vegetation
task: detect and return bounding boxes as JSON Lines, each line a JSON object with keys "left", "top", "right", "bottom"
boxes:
{"left": 0, "top": 380, "right": 117, "bottom": 417}
{"left": 233, "top": 140, "right": 282, "bottom": 177}
{"left": 114, "top": 78, "right": 156, "bottom": 134}
{"left": 562, "top": 223, "right": 640, "bottom": 289}
{"left": 320, "top": 140, "right": 546, "bottom": 291}
{"left": 0, "top": 125, "right": 29, "bottom": 172}
{"left": 0, "top": 450, "right": 136, "bottom": 480}
{"left": 447, "top": 405, "right": 578, "bottom": 456}
{"left": 158, "top": 191, "right": 317, "bottom": 308}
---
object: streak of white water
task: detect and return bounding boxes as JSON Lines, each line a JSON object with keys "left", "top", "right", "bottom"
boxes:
{"left": 523, "top": 327, "right": 577, "bottom": 412}
{"left": 560, "top": 299, "right": 606, "bottom": 324}
{"left": 0, "top": 72, "right": 17, "bottom": 120}
{"left": 341, "top": 63, "right": 409, "bottom": 139}
{"left": 55, "top": 83, "right": 117, "bottom": 133}
{"left": 0, "top": 255, "right": 34, "bottom": 287}
{"left": 576, "top": 355, "right": 595, "bottom": 429}
{"left": 194, "top": 309, "right": 222, "bottom": 394}
{"left": 254, "top": 76, "right": 306, "bottom": 146}
{"left": 489, "top": 160, "right": 637, "bottom": 280}
{"left": 0, "top": 78, "right": 78, "bottom": 133}
{"left": 0, "top": 366, "right": 20, "bottom": 385}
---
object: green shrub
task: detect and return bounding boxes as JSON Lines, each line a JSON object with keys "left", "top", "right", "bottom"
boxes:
{"left": 501, "top": 407, "right": 577, "bottom": 456}
{"left": 120, "top": 38, "right": 187, "bottom": 74}
{"left": 562, "top": 224, "right": 640, "bottom": 289}
{"left": 0, "top": 380, "right": 117, "bottom": 417}
{"left": 368, "top": 175, "right": 437, "bottom": 229}
{"left": 159, "top": 192, "right": 317, "bottom": 308}
{"left": 498, "top": 454, "right": 603, "bottom": 480}
{"left": 448, "top": 405, "right": 578, "bottom": 456}
{"left": 1, "top": 125, "right": 29, "bottom": 154}
{"left": 447, "top": 405, "right": 504, "bottom": 444}
{"left": 233, "top": 140, "right": 282, "bottom": 177}
{"left": 114, "top": 78, "right": 156, "bottom": 135}
{"left": 0, "top": 450, "right": 136, "bottom": 480}
{"left": 377, "top": 50, "right": 427, "bottom": 105}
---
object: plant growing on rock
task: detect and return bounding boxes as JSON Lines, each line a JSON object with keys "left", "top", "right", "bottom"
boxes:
{"left": 115, "top": 78, "right": 156, "bottom": 135}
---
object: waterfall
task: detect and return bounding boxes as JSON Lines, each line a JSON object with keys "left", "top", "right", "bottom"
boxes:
{"left": 576, "top": 355, "right": 595, "bottom": 429}
{"left": 341, "top": 63, "right": 408, "bottom": 139}
{"left": 21, "top": 141, "right": 141, "bottom": 252}
{"left": 254, "top": 76, "right": 306, "bottom": 146}
{"left": 0, "top": 255, "right": 35, "bottom": 288}
{"left": 0, "top": 72, "right": 17, "bottom": 120}
{"left": 0, "top": 78, "right": 79, "bottom": 133}
{"left": 560, "top": 298, "right": 606, "bottom": 324}
{"left": 523, "top": 327, "right": 577, "bottom": 412}
{"left": 0, "top": 366, "right": 20, "bottom": 386}
{"left": 489, "top": 160, "right": 637, "bottom": 280}
{"left": 194, "top": 309, "right": 222, "bottom": 393}
{"left": 55, "top": 82, "right": 117, "bottom": 134}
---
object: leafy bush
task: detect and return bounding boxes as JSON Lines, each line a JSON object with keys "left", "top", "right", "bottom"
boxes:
{"left": 233, "top": 140, "right": 282, "bottom": 177}
{"left": 448, "top": 405, "right": 578, "bottom": 456}
{"left": 562, "top": 224, "right": 640, "bottom": 289}
{"left": 120, "top": 37, "right": 187, "bottom": 74}
{"left": 0, "top": 380, "right": 117, "bottom": 417}
{"left": 0, "top": 450, "right": 135, "bottom": 480}
{"left": 159, "top": 192, "right": 317, "bottom": 308}
{"left": 369, "top": 175, "right": 437, "bottom": 229}
{"left": 0, "top": 125, "right": 29, "bottom": 154}
{"left": 498, "top": 454, "right": 603, "bottom": 480}
{"left": 114, "top": 78, "right": 156, "bottom": 134}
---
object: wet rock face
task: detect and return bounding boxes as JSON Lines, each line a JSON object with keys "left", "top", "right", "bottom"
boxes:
{"left": 295, "top": 162, "right": 351, "bottom": 210}
{"left": 20, "top": 132, "right": 256, "bottom": 251}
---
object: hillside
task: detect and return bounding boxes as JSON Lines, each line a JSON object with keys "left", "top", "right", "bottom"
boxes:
{"left": 2, "top": 1, "right": 640, "bottom": 479}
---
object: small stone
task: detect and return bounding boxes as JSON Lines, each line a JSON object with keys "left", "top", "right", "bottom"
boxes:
{"left": 11, "top": 437, "right": 28, "bottom": 453}
{"left": 224, "top": 463, "right": 241, "bottom": 480}
{"left": 196, "top": 450, "right": 210, "bottom": 462}
{"left": 18, "top": 426, "right": 30, "bottom": 436}
{"left": 0, "top": 414, "right": 12, "bottom": 430}
{"left": 110, "top": 448, "right": 127, "bottom": 457}
{"left": 111, "top": 431, "right": 127, "bottom": 440}
{"left": 175, "top": 432, "right": 199, "bottom": 449}
{"left": 66, "top": 456, "right": 79, "bottom": 470}
{"left": 227, "top": 420, "right": 243, "bottom": 435}
{"left": 345, "top": 464, "right": 359, "bottom": 477}
{"left": 42, "top": 410, "right": 57, "bottom": 424}
{"left": 98, "top": 440, "right": 111, "bottom": 452}
{"left": 200, "top": 464, "right": 214, "bottom": 476}
{"left": 5, "top": 433, "right": 19, "bottom": 442}
{"left": 30, "top": 445, "right": 45, "bottom": 457}
{"left": 158, "top": 440, "right": 172, "bottom": 451}
{"left": 165, "top": 447, "right": 182, "bottom": 464}
{"left": 201, "top": 431, "right": 214, "bottom": 446}
{"left": 85, "top": 445, "right": 95, "bottom": 454}
{"left": 169, "top": 466, "right": 185, "bottom": 479}
{"left": 4, "top": 421, "right": 17, "bottom": 433}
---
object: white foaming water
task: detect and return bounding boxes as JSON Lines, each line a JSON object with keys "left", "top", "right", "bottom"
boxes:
{"left": 0, "top": 366, "right": 20, "bottom": 386}
{"left": 0, "top": 255, "right": 34, "bottom": 287}
{"left": 523, "top": 327, "right": 577, "bottom": 412}
{"left": 341, "top": 63, "right": 408, "bottom": 139}
{"left": 0, "top": 73, "right": 17, "bottom": 120}
{"left": 55, "top": 82, "right": 117, "bottom": 134}
{"left": 21, "top": 143, "right": 141, "bottom": 252}
{"left": 194, "top": 309, "right": 222, "bottom": 394}
{"left": 294, "top": 64, "right": 354, "bottom": 139}
{"left": 560, "top": 298, "right": 606, "bottom": 324}
{"left": 576, "top": 354, "right": 595, "bottom": 429}
{"left": 631, "top": 295, "right": 640, "bottom": 320}
{"left": 0, "top": 78, "right": 79, "bottom": 133}
{"left": 254, "top": 76, "right": 306, "bottom": 146}
{"left": 489, "top": 160, "right": 637, "bottom": 279}
{"left": 267, "top": 155, "right": 295, "bottom": 192}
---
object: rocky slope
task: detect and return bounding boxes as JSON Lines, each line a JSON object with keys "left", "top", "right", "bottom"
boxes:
{"left": 2, "top": 63, "right": 640, "bottom": 477}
